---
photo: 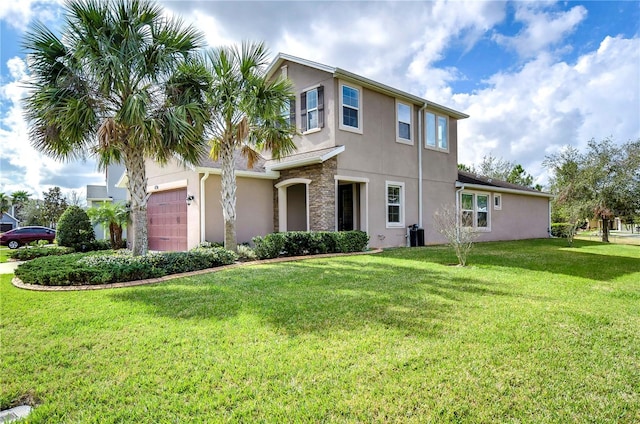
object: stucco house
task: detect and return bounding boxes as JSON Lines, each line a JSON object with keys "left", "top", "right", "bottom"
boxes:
{"left": 86, "top": 163, "right": 129, "bottom": 240}
{"left": 140, "top": 53, "right": 552, "bottom": 251}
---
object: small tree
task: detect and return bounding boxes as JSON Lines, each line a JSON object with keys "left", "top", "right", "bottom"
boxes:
{"left": 434, "top": 204, "right": 479, "bottom": 266}
{"left": 42, "top": 187, "right": 68, "bottom": 228}
{"left": 56, "top": 206, "right": 95, "bottom": 250}
{"left": 87, "top": 202, "right": 129, "bottom": 249}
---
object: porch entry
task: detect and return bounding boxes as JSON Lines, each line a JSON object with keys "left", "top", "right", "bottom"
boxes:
{"left": 336, "top": 177, "right": 368, "bottom": 233}
{"left": 275, "top": 178, "right": 310, "bottom": 232}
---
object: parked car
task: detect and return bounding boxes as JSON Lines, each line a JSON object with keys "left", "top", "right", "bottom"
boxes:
{"left": 0, "top": 226, "right": 56, "bottom": 249}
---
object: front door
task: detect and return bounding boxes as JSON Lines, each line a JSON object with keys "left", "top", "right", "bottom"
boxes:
{"left": 338, "top": 184, "right": 354, "bottom": 231}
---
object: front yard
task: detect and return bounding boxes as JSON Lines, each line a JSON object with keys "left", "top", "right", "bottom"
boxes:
{"left": 1, "top": 239, "right": 638, "bottom": 422}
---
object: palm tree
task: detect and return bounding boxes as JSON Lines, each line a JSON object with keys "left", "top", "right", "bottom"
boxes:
{"left": 87, "top": 202, "right": 129, "bottom": 249}
{"left": 10, "top": 190, "right": 30, "bottom": 222}
{"left": 205, "top": 42, "right": 297, "bottom": 251}
{"left": 0, "top": 193, "right": 10, "bottom": 215}
{"left": 22, "top": 0, "right": 210, "bottom": 255}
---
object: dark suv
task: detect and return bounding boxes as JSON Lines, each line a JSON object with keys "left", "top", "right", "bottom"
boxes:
{"left": 0, "top": 226, "right": 56, "bottom": 249}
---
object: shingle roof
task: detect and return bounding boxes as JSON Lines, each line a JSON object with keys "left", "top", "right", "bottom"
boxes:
{"left": 197, "top": 151, "right": 267, "bottom": 173}
{"left": 86, "top": 185, "right": 109, "bottom": 200}
{"left": 457, "top": 170, "right": 545, "bottom": 194}
{"left": 265, "top": 145, "right": 344, "bottom": 170}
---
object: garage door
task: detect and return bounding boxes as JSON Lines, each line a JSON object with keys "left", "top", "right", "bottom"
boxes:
{"left": 147, "top": 188, "right": 187, "bottom": 251}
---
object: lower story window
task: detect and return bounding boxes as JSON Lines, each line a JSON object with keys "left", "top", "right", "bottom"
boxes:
{"left": 386, "top": 181, "right": 405, "bottom": 227}
{"left": 461, "top": 192, "right": 490, "bottom": 230}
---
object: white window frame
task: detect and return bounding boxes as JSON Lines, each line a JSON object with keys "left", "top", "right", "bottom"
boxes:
{"left": 305, "top": 87, "right": 319, "bottom": 133}
{"left": 460, "top": 191, "right": 491, "bottom": 232}
{"left": 385, "top": 181, "right": 405, "bottom": 228}
{"left": 425, "top": 111, "right": 449, "bottom": 152}
{"left": 494, "top": 194, "right": 502, "bottom": 210}
{"left": 339, "top": 81, "right": 363, "bottom": 134}
{"left": 396, "top": 100, "right": 413, "bottom": 145}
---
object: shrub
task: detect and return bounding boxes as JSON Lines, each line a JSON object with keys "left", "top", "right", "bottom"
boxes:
{"left": 56, "top": 206, "right": 95, "bottom": 250}
{"left": 551, "top": 223, "right": 571, "bottom": 238}
{"left": 9, "top": 246, "right": 74, "bottom": 261}
{"left": 252, "top": 231, "right": 369, "bottom": 259}
{"left": 336, "top": 231, "right": 369, "bottom": 253}
{"left": 236, "top": 244, "right": 257, "bottom": 261}
{"left": 15, "top": 247, "right": 238, "bottom": 286}
{"left": 252, "top": 233, "right": 285, "bottom": 259}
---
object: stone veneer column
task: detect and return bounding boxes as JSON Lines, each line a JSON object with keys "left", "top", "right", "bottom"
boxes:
{"left": 274, "top": 157, "right": 337, "bottom": 232}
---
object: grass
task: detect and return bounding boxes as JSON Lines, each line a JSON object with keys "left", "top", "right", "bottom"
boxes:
{"left": 1, "top": 239, "right": 639, "bottom": 423}
{"left": 575, "top": 231, "right": 640, "bottom": 246}
{"left": 0, "top": 246, "right": 9, "bottom": 263}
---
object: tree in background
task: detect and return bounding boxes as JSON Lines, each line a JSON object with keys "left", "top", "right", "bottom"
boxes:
{"left": 22, "top": 0, "right": 209, "bottom": 255}
{"left": 87, "top": 202, "right": 129, "bottom": 249}
{"left": 204, "top": 42, "right": 297, "bottom": 252}
{"left": 460, "top": 154, "right": 542, "bottom": 190}
{"left": 0, "top": 193, "right": 10, "bottom": 215}
{"left": 544, "top": 138, "right": 640, "bottom": 243}
{"left": 433, "top": 204, "right": 478, "bottom": 266}
{"left": 10, "top": 190, "right": 31, "bottom": 222}
{"left": 20, "top": 199, "right": 46, "bottom": 226}
{"left": 42, "top": 187, "right": 68, "bottom": 228}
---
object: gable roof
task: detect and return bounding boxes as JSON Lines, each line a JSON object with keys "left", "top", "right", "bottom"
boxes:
{"left": 1, "top": 212, "right": 19, "bottom": 224}
{"left": 265, "top": 145, "right": 344, "bottom": 171}
{"left": 86, "top": 185, "right": 110, "bottom": 200}
{"left": 457, "top": 170, "right": 553, "bottom": 198}
{"left": 266, "top": 53, "right": 469, "bottom": 120}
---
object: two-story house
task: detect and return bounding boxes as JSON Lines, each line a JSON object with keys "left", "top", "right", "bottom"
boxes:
{"left": 141, "top": 53, "right": 552, "bottom": 251}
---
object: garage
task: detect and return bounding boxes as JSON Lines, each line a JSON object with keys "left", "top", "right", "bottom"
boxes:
{"left": 147, "top": 188, "right": 187, "bottom": 251}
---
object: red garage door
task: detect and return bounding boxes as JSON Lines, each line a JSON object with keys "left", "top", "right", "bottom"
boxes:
{"left": 147, "top": 188, "right": 187, "bottom": 251}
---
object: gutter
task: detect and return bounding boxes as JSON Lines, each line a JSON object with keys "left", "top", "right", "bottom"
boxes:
{"left": 417, "top": 103, "right": 428, "bottom": 228}
{"left": 194, "top": 167, "right": 280, "bottom": 180}
{"left": 200, "top": 172, "right": 210, "bottom": 243}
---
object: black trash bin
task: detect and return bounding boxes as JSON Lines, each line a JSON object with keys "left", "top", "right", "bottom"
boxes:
{"left": 409, "top": 224, "right": 420, "bottom": 247}
{"left": 416, "top": 228, "right": 424, "bottom": 246}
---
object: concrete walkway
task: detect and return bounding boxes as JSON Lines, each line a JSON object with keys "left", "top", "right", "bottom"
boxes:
{"left": 0, "top": 261, "right": 23, "bottom": 275}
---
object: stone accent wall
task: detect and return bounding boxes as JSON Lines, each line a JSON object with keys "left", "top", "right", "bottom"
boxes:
{"left": 274, "top": 157, "right": 337, "bottom": 232}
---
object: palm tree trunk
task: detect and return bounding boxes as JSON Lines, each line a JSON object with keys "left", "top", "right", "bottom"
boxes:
{"left": 123, "top": 147, "right": 149, "bottom": 256}
{"left": 220, "top": 140, "right": 237, "bottom": 252}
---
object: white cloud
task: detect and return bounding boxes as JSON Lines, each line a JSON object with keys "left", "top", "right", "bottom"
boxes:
{"left": 454, "top": 35, "right": 640, "bottom": 186}
{"left": 493, "top": 3, "right": 587, "bottom": 58}
{"left": 0, "top": 0, "right": 63, "bottom": 32}
{"left": 0, "top": 56, "right": 103, "bottom": 197}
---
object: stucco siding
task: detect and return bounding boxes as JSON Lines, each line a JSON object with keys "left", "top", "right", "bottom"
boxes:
{"left": 479, "top": 193, "right": 550, "bottom": 242}
{"left": 202, "top": 175, "right": 274, "bottom": 246}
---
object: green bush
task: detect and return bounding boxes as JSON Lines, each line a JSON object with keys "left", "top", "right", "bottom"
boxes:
{"left": 252, "top": 231, "right": 369, "bottom": 259}
{"left": 15, "top": 247, "right": 238, "bottom": 286}
{"left": 336, "top": 231, "right": 369, "bottom": 253}
{"left": 56, "top": 206, "right": 95, "bottom": 250}
{"left": 551, "top": 223, "right": 571, "bottom": 238}
{"left": 252, "top": 233, "right": 285, "bottom": 259}
{"left": 9, "top": 246, "right": 74, "bottom": 261}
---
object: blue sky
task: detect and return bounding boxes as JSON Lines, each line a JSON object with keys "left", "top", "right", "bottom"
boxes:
{"left": 1, "top": 0, "right": 639, "bottom": 200}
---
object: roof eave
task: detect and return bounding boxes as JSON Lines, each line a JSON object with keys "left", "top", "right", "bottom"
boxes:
{"left": 194, "top": 167, "right": 280, "bottom": 180}
{"left": 456, "top": 182, "right": 554, "bottom": 198}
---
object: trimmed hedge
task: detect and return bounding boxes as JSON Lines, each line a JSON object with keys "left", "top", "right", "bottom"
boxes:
{"left": 551, "top": 223, "right": 572, "bottom": 238}
{"left": 15, "top": 247, "right": 237, "bottom": 286}
{"left": 9, "top": 246, "right": 74, "bottom": 261}
{"left": 252, "top": 231, "right": 369, "bottom": 260}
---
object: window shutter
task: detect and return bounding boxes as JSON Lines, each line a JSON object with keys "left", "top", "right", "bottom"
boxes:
{"left": 289, "top": 98, "right": 296, "bottom": 126}
{"left": 317, "top": 85, "right": 324, "bottom": 128}
{"left": 300, "top": 92, "right": 307, "bottom": 132}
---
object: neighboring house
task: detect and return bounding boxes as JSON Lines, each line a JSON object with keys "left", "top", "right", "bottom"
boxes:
{"left": 86, "top": 163, "right": 128, "bottom": 240}
{"left": 142, "top": 53, "right": 552, "bottom": 251}
{"left": 0, "top": 212, "right": 19, "bottom": 232}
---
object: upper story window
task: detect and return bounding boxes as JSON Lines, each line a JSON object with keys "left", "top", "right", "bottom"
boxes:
{"left": 339, "top": 82, "right": 363, "bottom": 134}
{"left": 281, "top": 98, "right": 296, "bottom": 127}
{"left": 425, "top": 112, "right": 448, "bottom": 151}
{"left": 461, "top": 192, "right": 490, "bottom": 231}
{"left": 386, "top": 181, "right": 405, "bottom": 228}
{"left": 300, "top": 86, "right": 324, "bottom": 133}
{"left": 396, "top": 101, "right": 412, "bottom": 144}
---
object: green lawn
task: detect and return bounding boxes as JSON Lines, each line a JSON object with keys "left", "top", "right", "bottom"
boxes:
{"left": 0, "top": 247, "right": 9, "bottom": 263}
{"left": 1, "top": 239, "right": 639, "bottom": 423}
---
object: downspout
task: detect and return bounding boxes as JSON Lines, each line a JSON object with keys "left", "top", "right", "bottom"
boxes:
{"left": 548, "top": 198, "right": 552, "bottom": 238}
{"left": 418, "top": 103, "right": 427, "bottom": 229}
{"left": 200, "top": 171, "right": 210, "bottom": 243}
{"left": 455, "top": 182, "right": 465, "bottom": 242}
